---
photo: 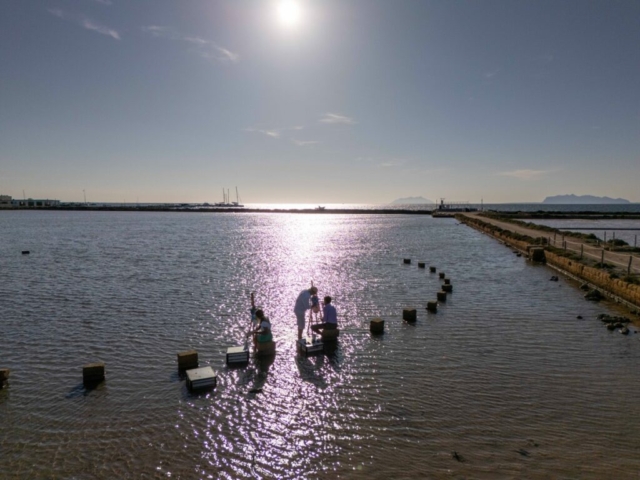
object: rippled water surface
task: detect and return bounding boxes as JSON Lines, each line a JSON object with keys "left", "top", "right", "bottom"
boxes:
{"left": 2, "top": 211, "right": 640, "bottom": 479}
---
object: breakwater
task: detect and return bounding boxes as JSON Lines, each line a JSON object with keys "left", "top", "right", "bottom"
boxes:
{"left": 457, "top": 214, "right": 640, "bottom": 309}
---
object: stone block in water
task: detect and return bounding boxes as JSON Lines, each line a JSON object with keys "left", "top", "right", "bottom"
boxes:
{"left": 403, "top": 308, "right": 417, "bottom": 322}
{"left": 370, "top": 318, "right": 385, "bottom": 334}
{"left": 298, "top": 337, "right": 323, "bottom": 356}
{"left": 403, "top": 258, "right": 411, "bottom": 264}
{"left": 439, "top": 272, "right": 445, "bottom": 279}
{"left": 186, "top": 366, "right": 217, "bottom": 391}
{"left": 444, "top": 278, "right": 451, "bottom": 285}
{"left": 83, "top": 362, "right": 105, "bottom": 384}
{"left": 426, "top": 301, "right": 437, "bottom": 312}
{"left": 430, "top": 266, "right": 436, "bottom": 273}
{"left": 226, "top": 346, "right": 249, "bottom": 365}
{"left": 418, "top": 262, "right": 425, "bottom": 268}
{"left": 177, "top": 350, "right": 198, "bottom": 370}
{"left": 442, "top": 284, "right": 453, "bottom": 292}
{"left": 437, "top": 291, "right": 447, "bottom": 302}
{"left": 0, "top": 368, "right": 9, "bottom": 383}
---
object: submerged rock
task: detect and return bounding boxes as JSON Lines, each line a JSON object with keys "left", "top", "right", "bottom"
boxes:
{"left": 580, "top": 283, "right": 590, "bottom": 291}
{"left": 598, "top": 314, "right": 631, "bottom": 324}
{"left": 584, "top": 289, "right": 604, "bottom": 301}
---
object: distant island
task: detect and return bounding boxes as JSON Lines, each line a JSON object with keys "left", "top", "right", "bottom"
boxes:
{"left": 390, "top": 196, "right": 433, "bottom": 205}
{"left": 542, "top": 194, "right": 630, "bottom": 204}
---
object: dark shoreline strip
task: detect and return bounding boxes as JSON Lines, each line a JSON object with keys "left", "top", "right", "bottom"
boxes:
{"left": 2, "top": 206, "right": 435, "bottom": 215}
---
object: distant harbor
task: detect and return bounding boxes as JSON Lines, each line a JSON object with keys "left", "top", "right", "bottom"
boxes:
{"left": 2, "top": 194, "right": 640, "bottom": 216}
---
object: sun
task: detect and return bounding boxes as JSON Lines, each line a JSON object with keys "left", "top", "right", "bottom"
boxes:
{"left": 276, "top": 0, "right": 302, "bottom": 28}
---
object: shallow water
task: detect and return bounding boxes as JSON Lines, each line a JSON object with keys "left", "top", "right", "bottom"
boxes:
{"left": 1, "top": 211, "right": 639, "bottom": 479}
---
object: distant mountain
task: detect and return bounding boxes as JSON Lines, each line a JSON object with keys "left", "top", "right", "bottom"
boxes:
{"left": 542, "top": 194, "right": 630, "bottom": 204}
{"left": 390, "top": 196, "right": 433, "bottom": 205}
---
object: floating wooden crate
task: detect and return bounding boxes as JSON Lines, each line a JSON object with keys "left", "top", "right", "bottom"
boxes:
{"left": 418, "top": 262, "right": 425, "bottom": 268}
{"left": 226, "top": 346, "right": 249, "bottom": 365}
{"left": 298, "top": 337, "right": 324, "bottom": 355}
{"left": 186, "top": 366, "right": 217, "bottom": 391}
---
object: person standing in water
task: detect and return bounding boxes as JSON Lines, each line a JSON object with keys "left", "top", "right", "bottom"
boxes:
{"left": 294, "top": 286, "right": 317, "bottom": 340}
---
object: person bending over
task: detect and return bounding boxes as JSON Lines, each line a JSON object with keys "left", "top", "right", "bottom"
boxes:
{"left": 311, "top": 296, "right": 337, "bottom": 334}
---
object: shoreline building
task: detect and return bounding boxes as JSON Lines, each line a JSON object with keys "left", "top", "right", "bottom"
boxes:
{"left": 1, "top": 196, "right": 61, "bottom": 208}
{"left": 0, "top": 195, "right": 12, "bottom": 208}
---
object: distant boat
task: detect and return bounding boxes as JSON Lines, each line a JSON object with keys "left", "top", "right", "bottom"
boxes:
{"left": 315, "top": 206, "right": 326, "bottom": 211}
{"left": 215, "top": 187, "right": 244, "bottom": 207}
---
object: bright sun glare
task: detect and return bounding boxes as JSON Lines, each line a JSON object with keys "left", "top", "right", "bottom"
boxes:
{"left": 277, "top": 0, "right": 302, "bottom": 28}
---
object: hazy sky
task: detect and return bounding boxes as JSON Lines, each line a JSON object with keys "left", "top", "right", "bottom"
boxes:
{"left": 1, "top": 0, "right": 639, "bottom": 204}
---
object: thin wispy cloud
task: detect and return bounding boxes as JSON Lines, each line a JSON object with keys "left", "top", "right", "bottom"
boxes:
{"left": 244, "top": 125, "right": 305, "bottom": 139}
{"left": 497, "top": 169, "right": 554, "bottom": 180}
{"left": 244, "top": 128, "right": 281, "bottom": 138}
{"left": 378, "top": 159, "right": 406, "bottom": 168}
{"left": 48, "top": 8, "right": 120, "bottom": 39}
{"left": 141, "top": 26, "right": 239, "bottom": 63}
{"left": 292, "top": 139, "right": 318, "bottom": 146}
{"left": 319, "top": 113, "right": 356, "bottom": 125}
{"left": 483, "top": 69, "right": 500, "bottom": 79}
{"left": 91, "top": 0, "right": 113, "bottom": 5}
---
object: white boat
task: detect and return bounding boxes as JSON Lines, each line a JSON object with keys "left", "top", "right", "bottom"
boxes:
{"left": 214, "top": 187, "right": 244, "bottom": 207}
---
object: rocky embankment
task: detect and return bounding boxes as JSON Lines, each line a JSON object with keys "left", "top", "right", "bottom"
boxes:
{"left": 457, "top": 214, "right": 640, "bottom": 309}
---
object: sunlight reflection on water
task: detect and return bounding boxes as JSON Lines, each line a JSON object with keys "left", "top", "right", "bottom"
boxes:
{"left": 1, "top": 211, "right": 640, "bottom": 478}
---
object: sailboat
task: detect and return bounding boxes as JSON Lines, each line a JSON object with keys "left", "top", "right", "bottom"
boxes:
{"left": 214, "top": 187, "right": 244, "bottom": 208}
